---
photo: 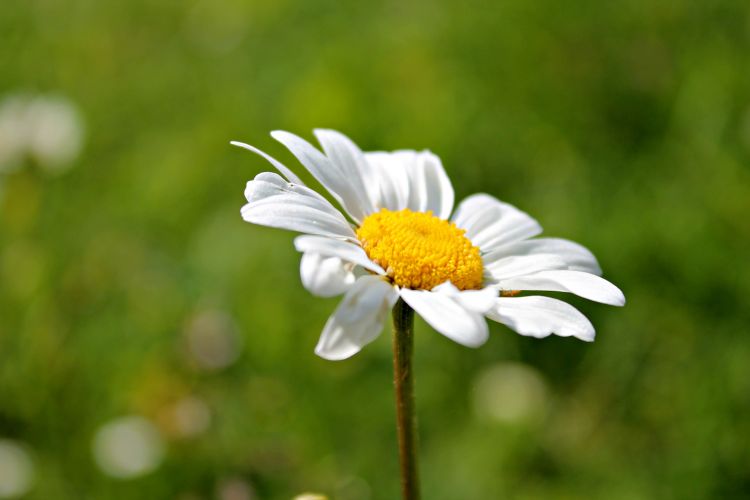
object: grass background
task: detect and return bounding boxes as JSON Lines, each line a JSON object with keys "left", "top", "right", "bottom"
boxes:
{"left": 1, "top": 0, "right": 749, "bottom": 498}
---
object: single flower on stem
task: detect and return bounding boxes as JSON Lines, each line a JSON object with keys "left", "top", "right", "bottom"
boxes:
{"left": 234, "top": 129, "right": 625, "bottom": 500}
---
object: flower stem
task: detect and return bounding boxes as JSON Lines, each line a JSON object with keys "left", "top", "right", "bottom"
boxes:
{"left": 391, "top": 298, "right": 420, "bottom": 500}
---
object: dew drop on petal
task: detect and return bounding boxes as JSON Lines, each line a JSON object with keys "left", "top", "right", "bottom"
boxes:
{"left": 184, "top": 309, "right": 242, "bottom": 371}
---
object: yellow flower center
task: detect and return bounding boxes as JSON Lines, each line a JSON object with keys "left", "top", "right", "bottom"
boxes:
{"left": 356, "top": 208, "right": 484, "bottom": 290}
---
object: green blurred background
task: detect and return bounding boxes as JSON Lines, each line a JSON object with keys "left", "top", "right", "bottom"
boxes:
{"left": 1, "top": 0, "right": 749, "bottom": 498}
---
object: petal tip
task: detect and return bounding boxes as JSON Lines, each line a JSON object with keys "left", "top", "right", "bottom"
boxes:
{"left": 579, "top": 330, "right": 596, "bottom": 342}
{"left": 314, "top": 345, "right": 355, "bottom": 361}
{"left": 611, "top": 290, "right": 626, "bottom": 307}
{"left": 465, "top": 336, "right": 489, "bottom": 349}
{"left": 269, "top": 130, "right": 290, "bottom": 140}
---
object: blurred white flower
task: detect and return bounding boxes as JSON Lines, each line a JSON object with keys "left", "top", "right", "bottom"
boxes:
{"left": 293, "top": 494, "right": 328, "bottom": 500}
{"left": 216, "top": 477, "right": 257, "bottom": 500}
{"left": 171, "top": 396, "right": 212, "bottom": 438}
{"left": 472, "top": 362, "right": 549, "bottom": 424}
{"left": 26, "top": 95, "right": 84, "bottom": 172}
{"left": 0, "top": 93, "right": 84, "bottom": 174}
{"left": 0, "top": 439, "right": 34, "bottom": 498}
{"left": 92, "top": 416, "right": 165, "bottom": 479}
{"left": 184, "top": 309, "right": 242, "bottom": 371}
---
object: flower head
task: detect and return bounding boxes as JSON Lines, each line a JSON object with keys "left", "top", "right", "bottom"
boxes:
{"left": 356, "top": 208, "right": 484, "bottom": 291}
{"left": 235, "top": 130, "right": 625, "bottom": 360}
{"left": 0, "top": 93, "right": 84, "bottom": 174}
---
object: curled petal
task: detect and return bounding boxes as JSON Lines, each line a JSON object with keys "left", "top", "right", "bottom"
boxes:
{"left": 399, "top": 285, "right": 490, "bottom": 348}
{"left": 300, "top": 253, "right": 355, "bottom": 297}
{"left": 496, "top": 270, "right": 626, "bottom": 306}
{"left": 315, "top": 276, "right": 398, "bottom": 360}
{"left": 241, "top": 172, "right": 356, "bottom": 240}
{"left": 294, "top": 235, "right": 385, "bottom": 275}
{"left": 486, "top": 296, "right": 595, "bottom": 341}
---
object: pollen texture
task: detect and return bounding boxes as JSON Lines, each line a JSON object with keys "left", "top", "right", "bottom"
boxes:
{"left": 356, "top": 208, "right": 484, "bottom": 290}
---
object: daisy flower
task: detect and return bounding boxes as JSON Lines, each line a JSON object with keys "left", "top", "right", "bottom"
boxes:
{"left": 234, "top": 130, "right": 624, "bottom": 361}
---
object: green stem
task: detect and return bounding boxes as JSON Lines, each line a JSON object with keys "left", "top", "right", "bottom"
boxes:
{"left": 391, "top": 298, "right": 420, "bottom": 500}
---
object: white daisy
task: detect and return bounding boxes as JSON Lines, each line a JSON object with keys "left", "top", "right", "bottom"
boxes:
{"left": 234, "top": 130, "right": 625, "bottom": 361}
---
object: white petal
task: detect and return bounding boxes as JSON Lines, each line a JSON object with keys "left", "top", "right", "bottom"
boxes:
{"left": 313, "top": 129, "right": 376, "bottom": 214}
{"left": 486, "top": 296, "right": 595, "bottom": 341}
{"left": 242, "top": 173, "right": 356, "bottom": 240}
{"left": 485, "top": 254, "right": 568, "bottom": 281}
{"left": 403, "top": 152, "right": 454, "bottom": 219}
{"left": 399, "top": 287, "right": 489, "bottom": 348}
{"left": 404, "top": 159, "right": 425, "bottom": 213}
{"left": 431, "top": 281, "right": 497, "bottom": 313}
{"left": 483, "top": 238, "right": 602, "bottom": 275}
{"left": 418, "top": 152, "right": 454, "bottom": 219}
{"left": 452, "top": 194, "right": 542, "bottom": 250}
{"left": 300, "top": 253, "right": 355, "bottom": 297}
{"left": 271, "top": 130, "right": 371, "bottom": 223}
{"left": 496, "top": 270, "right": 626, "bottom": 306}
{"left": 294, "top": 235, "right": 385, "bottom": 275}
{"left": 230, "top": 141, "right": 305, "bottom": 185}
{"left": 365, "top": 151, "right": 411, "bottom": 211}
{"left": 315, "top": 276, "right": 398, "bottom": 360}
{"left": 457, "top": 289, "right": 500, "bottom": 313}
{"left": 364, "top": 150, "right": 453, "bottom": 219}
